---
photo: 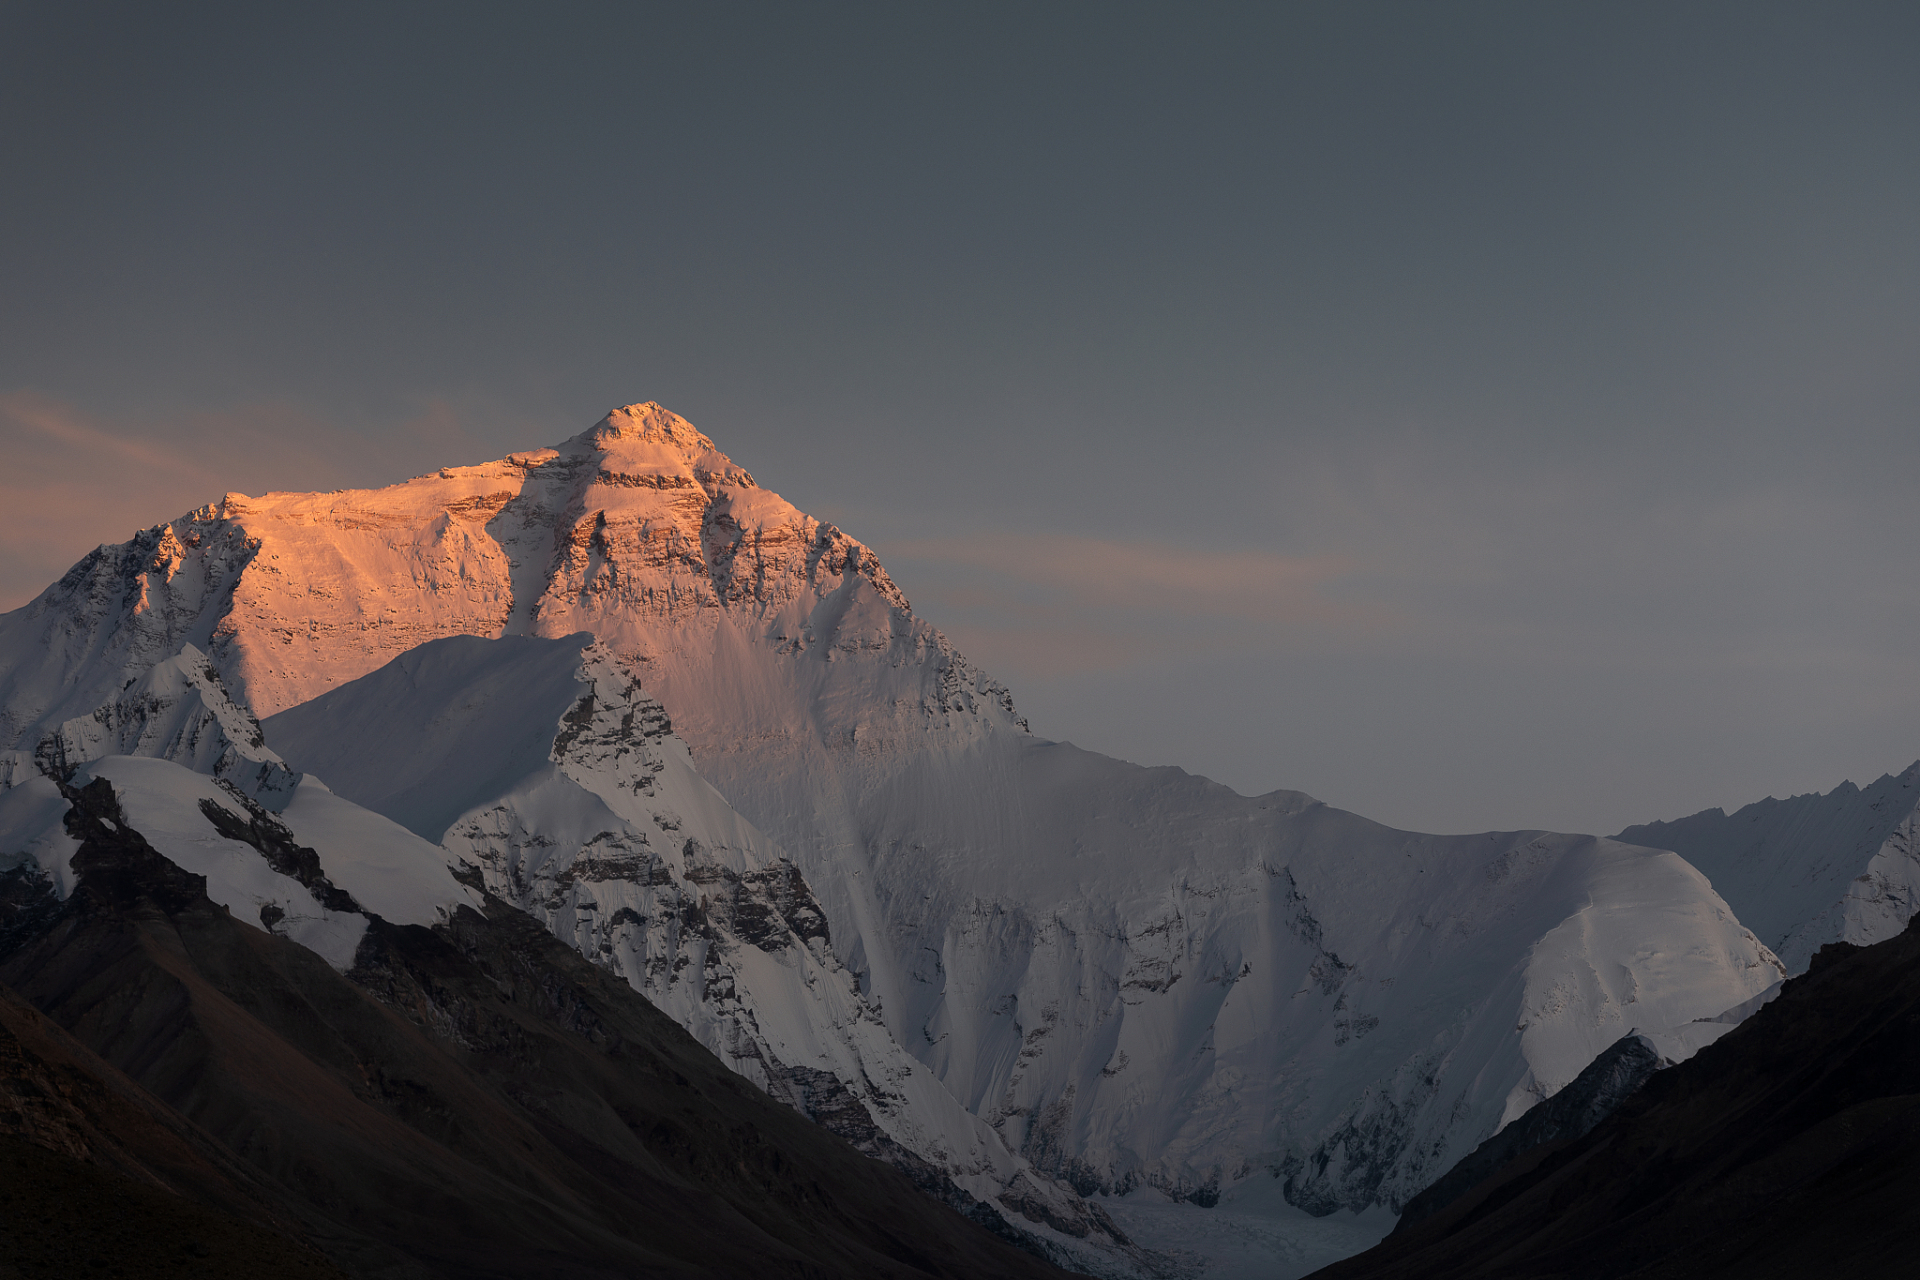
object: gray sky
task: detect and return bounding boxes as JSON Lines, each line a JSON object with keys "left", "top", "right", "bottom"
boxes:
{"left": 3, "top": 2, "right": 1916, "bottom": 835}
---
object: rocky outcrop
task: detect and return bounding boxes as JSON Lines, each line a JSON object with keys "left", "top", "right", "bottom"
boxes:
{"left": 31, "top": 643, "right": 298, "bottom": 807}
{"left": 0, "top": 518, "right": 261, "bottom": 749}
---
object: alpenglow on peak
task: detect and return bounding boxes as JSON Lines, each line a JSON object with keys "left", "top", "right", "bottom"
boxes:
{"left": 0, "top": 400, "right": 1005, "bottom": 736}
{"left": 557, "top": 402, "right": 758, "bottom": 488}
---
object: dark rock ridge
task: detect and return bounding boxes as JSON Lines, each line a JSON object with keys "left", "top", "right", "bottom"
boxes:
{"left": 0, "top": 778, "right": 1077, "bottom": 1279}
{"left": 1307, "top": 914, "right": 1920, "bottom": 1280}
{"left": 1389, "top": 1031, "right": 1665, "bottom": 1235}
{"left": 0, "top": 921, "right": 345, "bottom": 1277}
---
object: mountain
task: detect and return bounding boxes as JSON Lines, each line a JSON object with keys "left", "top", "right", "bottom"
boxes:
{"left": 0, "top": 402, "right": 1011, "bottom": 741}
{"left": 1304, "top": 916, "right": 1920, "bottom": 1280}
{"left": 0, "top": 402, "right": 1784, "bottom": 1225}
{"left": 0, "top": 767, "right": 1079, "bottom": 1279}
{"left": 1618, "top": 762, "right": 1920, "bottom": 974}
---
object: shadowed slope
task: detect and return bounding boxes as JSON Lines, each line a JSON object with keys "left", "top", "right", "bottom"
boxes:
{"left": 0, "top": 1131, "right": 350, "bottom": 1280}
{"left": 1385, "top": 1031, "right": 1665, "bottom": 1237}
{"left": 1307, "top": 917, "right": 1920, "bottom": 1280}
{"left": 0, "top": 973, "right": 349, "bottom": 1278}
{"left": 0, "top": 779, "right": 1074, "bottom": 1280}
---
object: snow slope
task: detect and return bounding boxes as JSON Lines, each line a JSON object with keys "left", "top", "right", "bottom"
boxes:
{"left": 727, "top": 734, "right": 1780, "bottom": 1210}
{"left": 270, "top": 632, "right": 1783, "bottom": 1214}
{"left": 0, "top": 402, "right": 1786, "bottom": 1218}
{"left": 1618, "top": 762, "right": 1920, "bottom": 974}
{"left": 1098, "top": 1181, "right": 1397, "bottom": 1280}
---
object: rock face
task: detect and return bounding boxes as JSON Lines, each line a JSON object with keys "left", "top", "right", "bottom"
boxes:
{"left": 30, "top": 643, "right": 298, "bottom": 808}
{"left": 0, "top": 402, "right": 1786, "bottom": 1217}
{"left": 1618, "top": 762, "right": 1920, "bottom": 975}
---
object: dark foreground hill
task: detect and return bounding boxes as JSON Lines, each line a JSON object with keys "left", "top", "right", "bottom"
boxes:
{"left": 0, "top": 778, "right": 1073, "bottom": 1280}
{"left": 1307, "top": 915, "right": 1920, "bottom": 1280}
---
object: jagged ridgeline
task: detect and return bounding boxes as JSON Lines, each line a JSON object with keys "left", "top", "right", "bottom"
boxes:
{"left": 1616, "top": 764, "right": 1920, "bottom": 976}
{"left": 0, "top": 404, "right": 1819, "bottom": 1272}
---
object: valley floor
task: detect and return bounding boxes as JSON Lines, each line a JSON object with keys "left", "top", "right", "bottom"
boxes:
{"left": 1097, "top": 1180, "right": 1396, "bottom": 1280}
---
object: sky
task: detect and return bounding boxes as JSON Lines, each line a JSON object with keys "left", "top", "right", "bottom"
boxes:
{"left": 2, "top": 1, "right": 1916, "bottom": 835}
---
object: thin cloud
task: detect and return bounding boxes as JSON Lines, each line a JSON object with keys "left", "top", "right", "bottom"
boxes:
{"left": 2, "top": 393, "right": 219, "bottom": 486}
{"left": 0, "top": 392, "right": 494, "bottom": 611}
{"left": 882, "top": 532, "right": 1391, "bottom": 677}
{"left": 892, "top": 533, "right": 1366, "bottom": 621}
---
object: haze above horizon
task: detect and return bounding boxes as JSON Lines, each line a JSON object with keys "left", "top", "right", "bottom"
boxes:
{"left": 2, "top": 2, "right": 1915, "bottom": 836}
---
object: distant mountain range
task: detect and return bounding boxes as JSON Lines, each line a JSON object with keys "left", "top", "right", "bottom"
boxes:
{"left": 3, "top": 403, "right": 1913, "bottom": 1276}
{"left": 1617, "top": 763, "right": 1920, "bottom": 975}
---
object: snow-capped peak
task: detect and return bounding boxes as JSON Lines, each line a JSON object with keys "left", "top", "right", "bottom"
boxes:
{"left": 558, "top": 402, "right": 758, "bottom": 488}
{"left": 579, "top": 401, "right": 714, "bottom": 448}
